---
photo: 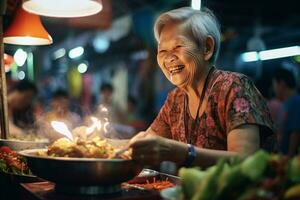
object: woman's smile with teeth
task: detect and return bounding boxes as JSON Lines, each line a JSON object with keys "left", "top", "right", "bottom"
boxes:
{"left": 169, "top": 65, "right": 185, "bottom": 75}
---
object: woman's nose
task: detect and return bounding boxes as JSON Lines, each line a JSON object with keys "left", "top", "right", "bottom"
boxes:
{"left": 165, "top": 54, "right": 177, "bottom": 63}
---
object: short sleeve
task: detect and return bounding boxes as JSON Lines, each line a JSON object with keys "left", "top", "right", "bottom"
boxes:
{"left": 150, "top": 93, "right": 172, "bottom": 138}
{"left": 225, "top": 75, "right": 274, "bottom": 135}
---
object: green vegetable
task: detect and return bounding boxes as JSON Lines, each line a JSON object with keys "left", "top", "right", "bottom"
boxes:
{"left": 284, "top": 184, "right": 300, "bottom": 199}
{"left": 217, "top": 164, "right": 249, "bottom": 199}
{"left": 241, "top": 150, "right": 269, "bottom": 181}
{"left": 0, "top": 159, "right": 8, "bottom": 172}
{"left": 288, "top": 156, "right": 300, "bottom": 183}
{"left": 178, "top": 151, "right": 300, "bottom": 200}
{"left": 179, "top": 167, "right": 206, "bottom": 200}
{"left": 192, "top": 159, "right": 225, "bottom": 200}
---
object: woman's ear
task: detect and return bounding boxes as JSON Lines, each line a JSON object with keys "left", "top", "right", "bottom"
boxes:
{"left": 203, "top": 36, "right": 215, "bottom": 61}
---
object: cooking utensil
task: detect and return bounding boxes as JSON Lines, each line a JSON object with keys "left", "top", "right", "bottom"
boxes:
{"left": 113, "top": 146, "right": 130, "bottom": 158}
{"left": 0, "top": 139, "right": 49, "bottom": 151}
{"left": 18, "top": 149, "right": 142, "bottom": 186}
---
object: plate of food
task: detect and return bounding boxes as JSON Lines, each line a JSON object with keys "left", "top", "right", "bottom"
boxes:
{"left": 0, "top": 146, "right": 40, "bottom": 183}
{"left": 18, "top": 136, "right": 142, "bottom": 186}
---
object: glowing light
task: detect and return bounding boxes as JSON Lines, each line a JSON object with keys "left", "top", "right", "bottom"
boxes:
{"left": 101, "top": 107, "right": 108, "bottom": 112}
{"left": 53, "top": 48, "right": 66, "bottom": 60}
{"left": 241, "top": 51, "right": 259, "bottom": 62}
{"left": 77, "top": 63, "right": 88, "bottom": 73}
{"left": 51, "top": 121, "right": 74, "bottom": 141}
{"left": 14, "top": 49, "right": 28, "bottom": 66}
{"left": 68, "top": 46, "right": 84, "bottom": 59}
{"left": 23, "top": 0, "right": 103, "bottom": 18}
{"left": 191, "top": 0, "right": 201, "bottom": 10}
{"left": 93, "top": 37, "right": 110, "bottom": 53}
{"left": 86, "top": 117, "right": 102, "bottom": 135}
{"left": 18, "top": 71, "right": 26, "bottom": 80}
{"left": 242, "top": 46, "right": 300, "bottom": 62}
{"left": 103, "top": 122, "right": 109, "bottom": 133}
{"left": 259, "top": 46, "right": 300, "bottom": 60}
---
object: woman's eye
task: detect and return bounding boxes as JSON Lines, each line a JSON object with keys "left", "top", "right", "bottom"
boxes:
{"left": 159, "top": 50, "right": 166, "bottom": 54}
{"left": 175, "top": 45, "right": 182, "bottom": 49}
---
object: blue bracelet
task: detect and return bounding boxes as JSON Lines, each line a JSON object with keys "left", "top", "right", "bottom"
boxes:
{"left": 183, "top": 144, "right": 196, "bottom": 167}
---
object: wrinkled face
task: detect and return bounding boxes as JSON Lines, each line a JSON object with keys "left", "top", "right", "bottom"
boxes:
{"left": 157, "top": 22, "right": 205, "bottom": 88}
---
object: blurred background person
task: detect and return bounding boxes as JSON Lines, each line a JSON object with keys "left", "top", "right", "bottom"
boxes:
{"left": 122, "top": 95, "right": 147, "bottom": 132}
{"left": 272, "top": 68, "right": 300, "bottom": 156}
{"left": 95, "top": 82, "right": 120, "bottom": 122}
{"left": 4, "top": 80, "right": 38, "bottom": 138}
{"left": 38, "top": 89, "right": 81, "bottom": 142}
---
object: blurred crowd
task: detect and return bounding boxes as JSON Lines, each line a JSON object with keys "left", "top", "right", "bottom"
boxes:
{"left": 266, "top": 67, "right": 300, "bottom": 156}
{"left": 1, "top": 67, "right": 300, "bottom": 155}
{"left": 1, "top": 81, "right": 148, "bottom": 142}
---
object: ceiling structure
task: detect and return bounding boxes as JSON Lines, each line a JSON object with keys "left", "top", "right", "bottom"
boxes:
{"left": 205, "top": 0, "right": 300, "bottom": 51}
{"left": 4, "top": 0, "right": 300, "bottom": 66}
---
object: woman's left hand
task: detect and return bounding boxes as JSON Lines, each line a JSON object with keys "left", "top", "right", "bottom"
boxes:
{"left": 129, "top": 134, "right": 173, "bottom": 165}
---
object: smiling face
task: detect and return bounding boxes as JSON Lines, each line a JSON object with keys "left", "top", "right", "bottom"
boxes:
{"left": 157, "top": 22, "right": 206, "bottom": 88}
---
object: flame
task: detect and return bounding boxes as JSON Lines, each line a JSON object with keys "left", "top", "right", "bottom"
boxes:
{"left": 101, "top": 107, "right": 108, "bottom": 112}
{"left": 51, "top": 121, "right": 74, "bottom": 141}
{"left": 86, "top": 117, "right": 102, "bottom": 136}
{"left": 103, "top": 121, "right": 109, "bottom": 133}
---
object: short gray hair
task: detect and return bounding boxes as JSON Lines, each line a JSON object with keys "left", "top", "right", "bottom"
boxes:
{"left": 154, "top": 7, "right": 221, "bottom": 64}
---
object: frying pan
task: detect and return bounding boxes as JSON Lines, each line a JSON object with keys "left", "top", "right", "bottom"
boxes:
{"left": 19, "top": 149, "right": 142, "bottom": 186}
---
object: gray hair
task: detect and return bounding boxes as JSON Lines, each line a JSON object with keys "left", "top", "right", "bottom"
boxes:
{"left": 154, "top": 7, "right": 221, "bottom": 64}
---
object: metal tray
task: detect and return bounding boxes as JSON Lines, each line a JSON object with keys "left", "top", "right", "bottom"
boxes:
{"left": 0, "top": 139, "right": 49, "bottom": 151}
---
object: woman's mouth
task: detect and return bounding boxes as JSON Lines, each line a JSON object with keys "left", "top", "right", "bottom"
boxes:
{"left": 169, "top": 65, "right": 185, "bottom": 76}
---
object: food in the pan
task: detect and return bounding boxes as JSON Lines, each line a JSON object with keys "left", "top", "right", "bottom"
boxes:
{"left": 38, "top": 137, "right": 130, "bottom": 159}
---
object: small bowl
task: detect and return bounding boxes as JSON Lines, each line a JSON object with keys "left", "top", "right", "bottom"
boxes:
{"left": 160, "top": 186, "right": 181, "bottom": 200}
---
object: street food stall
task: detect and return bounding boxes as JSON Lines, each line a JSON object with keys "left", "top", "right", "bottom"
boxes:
{"left": 0, "top": 3, "right": 178, "bottom": 199}
{"left": 1, "top": 1, "right": 300, "bottom": 200}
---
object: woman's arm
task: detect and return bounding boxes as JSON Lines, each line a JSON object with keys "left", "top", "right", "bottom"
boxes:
{"left": 191, "top": 124, "right": 259, "bottom": 167}
{"left": 130, "top": 124, "right": 260, "bottom": 168}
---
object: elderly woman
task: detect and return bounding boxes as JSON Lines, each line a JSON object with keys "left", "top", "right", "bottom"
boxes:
{"left": 129, "top": 7, "right": 275, "bottom": 168}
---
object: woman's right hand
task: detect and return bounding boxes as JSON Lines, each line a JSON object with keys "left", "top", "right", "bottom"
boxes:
{"left": 129, "top": 131, "right": 149, "bottom": 145}
{"left": 129, "top": 130, "right": 175, "bottom": 165}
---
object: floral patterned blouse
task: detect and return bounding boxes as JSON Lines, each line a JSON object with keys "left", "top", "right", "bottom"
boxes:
{"left": 151, "top": 69, "right": 276, "bottom": 151}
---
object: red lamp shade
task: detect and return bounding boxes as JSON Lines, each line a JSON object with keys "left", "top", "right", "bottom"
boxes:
{"left": 4, "top": 7, "right": 53, "bottom": 45}
{"left": 4, "top": 53, "right": 14, "bottom": 72}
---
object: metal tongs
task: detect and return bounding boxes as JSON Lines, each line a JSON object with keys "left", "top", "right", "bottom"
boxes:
{"left": 112, "top": 131, "right": 148, "bottom": 158}
{"left": 113, "top": 146, "right": 130, "bottom": 158}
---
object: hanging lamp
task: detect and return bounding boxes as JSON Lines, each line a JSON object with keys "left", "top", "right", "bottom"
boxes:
{"left": 4, "top": 7, "right": 52, "bottom": 45}
{"left": 22, "top": 0, "right": 103, "bottom": 18}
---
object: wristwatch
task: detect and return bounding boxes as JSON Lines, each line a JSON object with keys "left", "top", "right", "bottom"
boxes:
{"left": 183, "top": 144, "right": 196, "bottom": 167}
